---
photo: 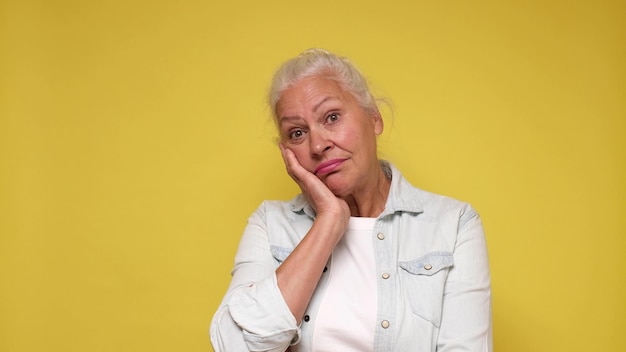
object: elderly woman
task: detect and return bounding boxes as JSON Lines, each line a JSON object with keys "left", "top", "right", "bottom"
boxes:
{"left": 210, "top": 49, "right": 492, "bottom": 352}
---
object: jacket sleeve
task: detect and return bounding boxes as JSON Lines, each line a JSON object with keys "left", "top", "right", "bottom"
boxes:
{"left": 437, "top": 205, "right": 493, "bottom": 352}
{"left": 210, "top": 202, "right": 300, "bottom": 352}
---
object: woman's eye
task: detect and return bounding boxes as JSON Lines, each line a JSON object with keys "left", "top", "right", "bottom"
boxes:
{"left": 289, "top": 129, "right": 305, "bottom": 140}
{"left": 326, "top": 113, "right": 340, "bottom": 123}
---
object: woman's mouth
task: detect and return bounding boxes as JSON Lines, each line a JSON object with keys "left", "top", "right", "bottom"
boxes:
{"left": 314, "top": 159, "right": 346, "bottom": 176}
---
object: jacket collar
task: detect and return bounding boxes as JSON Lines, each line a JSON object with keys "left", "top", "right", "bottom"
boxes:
{"left": 289, "top": 161, "right": 424, "bottom": 218}
{"left": 380, "top": 161, "right": 424, "bottom": 216}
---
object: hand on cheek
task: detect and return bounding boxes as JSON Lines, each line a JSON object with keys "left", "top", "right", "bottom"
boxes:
{"left": 279, "top": 144, "right": 349, "bottom": 219}
{"left": 279, "top": 143, "right": 311, "bottom": 185}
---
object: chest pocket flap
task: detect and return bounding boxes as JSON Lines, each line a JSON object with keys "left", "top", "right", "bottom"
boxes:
{"left": 399, "top": 251, "right": 454, "bottom": 275}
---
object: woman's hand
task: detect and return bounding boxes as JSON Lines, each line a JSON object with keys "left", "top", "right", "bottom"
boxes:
{"left": 276, "top": 144, "right": 350, "bottom": 323}
{"left": 279, "top": 144, "right": 350, "bottom": 222}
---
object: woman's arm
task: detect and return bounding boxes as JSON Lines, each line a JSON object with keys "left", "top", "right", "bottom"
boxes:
{"left": 437, "top": 205, "right": 492, "bottom": 351}
{"left": 210, "top": 146, "right": 350, "bottom": 352}
{"left": 275, "top": 145, "right": 350, "bottom": 323}
{"left": 210, "top": 203, "right": 298, "bottom": 352}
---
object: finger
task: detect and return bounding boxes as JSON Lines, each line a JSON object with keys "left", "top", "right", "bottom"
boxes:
{"left": 279, "top": 144, "right": 310, "bottom": 182}
{"left": 278, "top": 143, "right": 296, "bottom": 178}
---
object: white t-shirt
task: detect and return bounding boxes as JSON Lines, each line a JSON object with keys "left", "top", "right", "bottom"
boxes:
{"left": 312, "top": 217, "right": 378, "bottom": 352}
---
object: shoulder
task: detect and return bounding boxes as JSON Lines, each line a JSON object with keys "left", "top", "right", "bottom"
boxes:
{"left": 250, "top": 194, "right": 311, "bottom": 221}
{"left": 247, "top": 196, "right": 313, "bottom": 247}
{"left": 385, "top": 161, "right": 479, "bottom": 223}
{"left": 417, "top": 187, "right": 475, "bottom": 214}
{"left": 414, "top": 187, "right": 480, "bottom": 227}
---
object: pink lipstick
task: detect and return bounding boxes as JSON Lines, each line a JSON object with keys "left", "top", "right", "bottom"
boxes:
{"left": 314, "top": 159, "right": 346, "bottom": 176}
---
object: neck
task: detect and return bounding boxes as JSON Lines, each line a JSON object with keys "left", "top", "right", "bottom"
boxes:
{"left": 344, "top": 166, "right": 391, "bottom": 217}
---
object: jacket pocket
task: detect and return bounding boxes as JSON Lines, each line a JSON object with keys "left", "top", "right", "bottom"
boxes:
{"left": 398, "top": 251, "right": 454, "bottom": 327}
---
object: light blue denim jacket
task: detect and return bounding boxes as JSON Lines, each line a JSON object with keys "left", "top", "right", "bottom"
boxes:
{"left": 211, "top": 162, "right": 492, "bottom": 352}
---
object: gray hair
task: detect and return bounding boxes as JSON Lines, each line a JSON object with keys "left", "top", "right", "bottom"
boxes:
{"left": 268, "top": 49, "right": 379, "bottom": 120}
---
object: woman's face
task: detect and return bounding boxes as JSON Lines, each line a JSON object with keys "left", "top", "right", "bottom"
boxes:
{"left": 276, "top": 75, "right": 383, "bottom": 197}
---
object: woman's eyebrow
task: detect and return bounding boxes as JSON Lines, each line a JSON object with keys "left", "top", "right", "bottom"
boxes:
{"left": 312, "top": 96, "right": 340, "bottom": 113}
{"left": 278, "top": 96, "right": 341, "bottom": 124}
{"left": 278, "top": 115, "right": 301, "bottom": 125}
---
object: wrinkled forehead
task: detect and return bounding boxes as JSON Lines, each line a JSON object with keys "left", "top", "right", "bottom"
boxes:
{"left": 275, "top": 76, "right": 354, "bottom": 118}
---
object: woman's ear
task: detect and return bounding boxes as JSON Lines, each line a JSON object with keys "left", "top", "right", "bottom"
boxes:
{"left": 372, "top": 111, "right": 384, "bottom": 136}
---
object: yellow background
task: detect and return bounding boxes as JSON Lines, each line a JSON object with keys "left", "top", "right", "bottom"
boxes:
{"left": 1, "top": 0, "right": 624, "bottom": 351}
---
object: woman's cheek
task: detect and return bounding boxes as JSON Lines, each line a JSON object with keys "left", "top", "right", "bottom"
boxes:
{"left": 289, "top": 147, "right": 311, "bottom": 170}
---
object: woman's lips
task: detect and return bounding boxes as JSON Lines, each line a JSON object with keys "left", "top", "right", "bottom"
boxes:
{"left": 314, "top": 158, "right": 346, "bottom": 176}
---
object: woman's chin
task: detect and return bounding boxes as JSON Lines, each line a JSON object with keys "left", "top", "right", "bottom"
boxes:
{"left": 325, "top": 181, "right": 351, "bottom": 198}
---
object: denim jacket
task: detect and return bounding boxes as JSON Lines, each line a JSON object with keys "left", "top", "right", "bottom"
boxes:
{"left": 210, "top": 162, "right": 492, "bottom": 352}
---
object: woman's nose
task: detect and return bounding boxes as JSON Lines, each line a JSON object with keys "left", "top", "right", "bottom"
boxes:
{"left": 309, "top": 130, "right": 332, "bottom": 156}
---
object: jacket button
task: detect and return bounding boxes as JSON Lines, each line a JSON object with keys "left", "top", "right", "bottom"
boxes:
{"left": 381, "top": 320, "right": 390, "bottom": 329}
{"left": 424, "top": 264, "right": 433, "bottom": 270}
{"left": 381, "top": 273, "right": 390, "bottom": 279}
{"left": 303, "top": 315, "right": 310, "bottom": 322}
{"left": 377, "top": 233, "right": 385, "bottom": 240}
